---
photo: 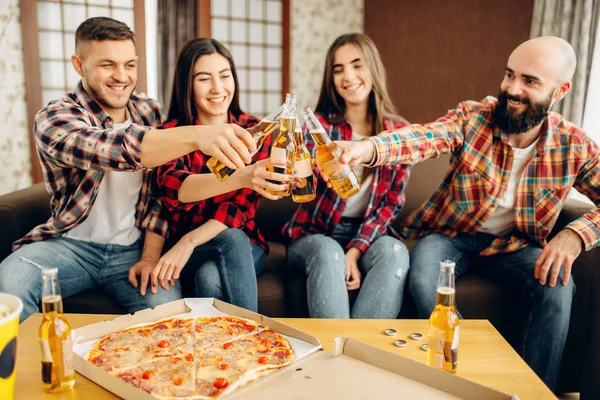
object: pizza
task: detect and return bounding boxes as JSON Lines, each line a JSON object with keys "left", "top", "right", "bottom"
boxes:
{"left": 86, "top": 316, "right": 294, "bottom": 399}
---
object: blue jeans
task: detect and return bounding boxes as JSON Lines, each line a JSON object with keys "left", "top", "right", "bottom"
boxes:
{"left": 0, "top": 237, "right": 182, "bottom": 322}
{"left": 409, "top": 232, "right": 575, "bottom": 391}
{"left": 179, "top": 228, "right": 259, "bottom": 312}
{"left": 288, "top": 220, "right": 410, "bottom": 318}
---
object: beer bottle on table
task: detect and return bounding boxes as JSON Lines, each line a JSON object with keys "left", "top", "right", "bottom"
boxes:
{"left": 427, "top": 260, "right": 459, "bottom": 373}
{"left": 266, "top": 94, "right": 297, "bottom": 196}
{"left": 206, "top": 104, "right": 286, "bottom": 182}
{"left": 300, "top": 107, "right": 360, "bottom": 199}
{"left": 291, "top": 115, "right": 316, "bottom": 203}
{"left": 38, "top": 268, "right": 75, "bottom": 392}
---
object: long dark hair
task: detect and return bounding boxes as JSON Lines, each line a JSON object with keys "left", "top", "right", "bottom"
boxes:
{"left": 167, "top": 38, "right": 242, "bottom": 124}
{"left": 315, "top": 33, "right": 397, "bottom": 134}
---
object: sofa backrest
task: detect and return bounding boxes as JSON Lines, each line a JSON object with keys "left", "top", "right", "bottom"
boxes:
{"left": 0, "top": 154, "right": 451, "bottom": 260}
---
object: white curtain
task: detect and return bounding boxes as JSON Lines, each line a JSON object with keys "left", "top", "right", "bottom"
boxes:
{"left": 530, "top": 0, "right": 600, "bottom": 126}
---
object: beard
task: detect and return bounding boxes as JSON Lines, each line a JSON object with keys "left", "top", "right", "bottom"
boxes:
{"left": 492, "top": 90, "right": 553, "bottom": 134}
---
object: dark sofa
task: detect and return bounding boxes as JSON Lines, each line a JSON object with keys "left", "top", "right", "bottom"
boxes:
{"left": 1, "top": 155, "right": 598, "bottom": 398}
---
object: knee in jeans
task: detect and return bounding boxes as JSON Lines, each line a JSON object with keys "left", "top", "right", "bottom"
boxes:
{"left": 0, "top": 258, "right": 39, "bottom": 298}
{"left": 537, "top": 281, "right": 574, "bottom": 315}
{"left": 216, "top": 228, "right": 251, "bottom": 248}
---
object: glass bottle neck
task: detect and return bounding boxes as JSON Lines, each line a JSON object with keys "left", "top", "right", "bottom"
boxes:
{"left": 310, "top": 130, "right": 332, "bottom": 146}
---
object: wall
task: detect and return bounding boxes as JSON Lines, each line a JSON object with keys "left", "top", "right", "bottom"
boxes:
{"left": 290, "top": 0, "right": 364, "bottom": 110}
{"left": 0, "top": 0, "right": 31, "bottom": 196}
{"left": 365, "top": 0, "right": 534, "bottom": 123}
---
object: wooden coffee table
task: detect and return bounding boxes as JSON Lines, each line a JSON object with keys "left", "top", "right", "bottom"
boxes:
{"left": 15, "top": 314, "right": 557, "bottom": 399}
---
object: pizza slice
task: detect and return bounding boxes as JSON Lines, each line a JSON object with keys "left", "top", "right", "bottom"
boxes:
{"left": 115, "top": 355, "right": 195, "bottom": 399}
{"left": 194, "top": 316, "right": 260, "bottom": 350}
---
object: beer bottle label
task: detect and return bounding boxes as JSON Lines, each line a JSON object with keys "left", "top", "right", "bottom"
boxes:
{"left": 294, "top": 158, "right": 312, "bottom": 178}
{"left": 62, "top": 334, "right": 74, "bottom": 377}
{"left": 38, "top": 339, "right": 52, "bottom": 363}
{"left": 270, "top": 147, "right": 288, "bottom": 168}
{"left": 451, "top": 326, "right": 460, "bottom": 350}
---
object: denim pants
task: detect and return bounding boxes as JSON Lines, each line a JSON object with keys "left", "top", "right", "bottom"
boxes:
{"left": 409, "top": 232, "right": 575, "bottom": 391}
{"left": 0, "top": 236, "right": 182, "bottom": 322}
{"left": 287, "top": 220, "right": 410, "bottom": 319}
{"left": 179, "top": 228, "right": 260, "bottom": 312}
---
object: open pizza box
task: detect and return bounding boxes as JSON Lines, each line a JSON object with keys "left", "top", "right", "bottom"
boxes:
{"left": 72, "top": 298, "right": 517, "bottom": 400}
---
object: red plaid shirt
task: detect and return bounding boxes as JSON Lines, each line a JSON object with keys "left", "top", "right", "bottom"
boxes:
{"left": 282, "top": 113, "right": 411, "bottom": 253}
{"left": 14, "top": 82, "right": 166, "bottom": 250}
{"left": 369, "top": 97, "right": 600, "bottom": 254}
{"left": 154, "top": 113, "right": 270, "bottom": 252}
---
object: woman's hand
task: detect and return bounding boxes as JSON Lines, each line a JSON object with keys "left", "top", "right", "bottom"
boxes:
{"left": 151, "top": 236, "right": 195, "bottom": 290}
{"left": 345, "top": 247, "right": 362, "bottom": 291}
{"left": 239, "top": 157, "right": 292, "bottom": 200}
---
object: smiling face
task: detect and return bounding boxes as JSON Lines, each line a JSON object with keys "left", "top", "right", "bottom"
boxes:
{"left": 331, "top": 43, "right": 373, "bottom": 108}
{"left": 192, "top": 52, "right": 235, "bottom": 125}
{"left": 492, "top": 39, "right": 573, "bottom": 134}
{"left": 72, "top": 39, "right": 137, "bottom": 118}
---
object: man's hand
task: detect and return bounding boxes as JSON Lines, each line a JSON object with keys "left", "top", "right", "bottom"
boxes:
{"left": 197, "top": 124, "right": 256, "bottom": 170}
{"left": 336, "top": 140, "right": 375, "bottom": 167}
{"left": 151, "top": 236, "right": 196, "bottom": 290}
{"left": 238, "top": 157, "right": 291, "bottom": 200}
{"left": 345, "top": 248, "right": 362, "bottom": 291}
{"left": 128, "top": 258, "right": 158, "bottom": 296}
{"left": 535, "top": 229, "right": 583, "bottom": 287}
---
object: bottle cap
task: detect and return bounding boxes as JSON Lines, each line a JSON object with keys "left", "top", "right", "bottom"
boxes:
{"left": 393, "top": 340, "right": 407, "bottom": 348}
{"left": 420, "top": 343, "right": 429, "bottom": 351}
{"left": 42, "top": 268, "right": 58, "bottom": 277}
{"left": 409, "top": 332, "right": 423, "bottom": 340}
{"left": 384, "top": 329, "right": 397, "bottom": 336}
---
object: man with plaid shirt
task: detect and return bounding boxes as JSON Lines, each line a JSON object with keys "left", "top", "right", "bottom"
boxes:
{"left": 0, "top": 17, "right": 256, "bottom": 322}
{"left": 334, "top": 37, "right": 600, "bottom": 391}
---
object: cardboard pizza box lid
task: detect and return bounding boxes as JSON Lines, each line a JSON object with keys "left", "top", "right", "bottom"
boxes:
{"left": 72, "top": 299, "right": 518, "bottom": 400}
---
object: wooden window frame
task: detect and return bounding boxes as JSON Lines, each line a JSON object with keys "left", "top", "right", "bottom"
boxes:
{"left": 196, "top": 0, "right": 290, "bottom": 107}
{"left": 19, "top": 0, "right": 147, "bottom": 184}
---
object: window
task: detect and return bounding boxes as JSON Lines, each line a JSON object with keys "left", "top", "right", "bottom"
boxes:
{"left": 208, "top": 0, "right": 289, "bottom": 117}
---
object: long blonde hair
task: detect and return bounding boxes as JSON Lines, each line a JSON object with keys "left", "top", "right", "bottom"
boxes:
{"left": 315, "top": 33, "right": 397, "bottom": 134}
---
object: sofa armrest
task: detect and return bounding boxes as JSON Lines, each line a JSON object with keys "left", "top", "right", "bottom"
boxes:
{"left": 552, "top": 206, "right": 600, "bottom": 398}
{"left": 0, "top": 183, "right": 51, "bottom": 262}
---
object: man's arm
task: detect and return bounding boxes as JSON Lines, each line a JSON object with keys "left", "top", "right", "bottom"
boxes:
{"left": 337, "top": 102, "right": 475, "bottom": 167}
{"left": 34, "top": 103, "right": 255, "bottom": 172}
{"left": 140, "top": 124, "right": 256, "bottom": 169}
{"left": 535, "top": 141, "right": 600, "bottom": 287}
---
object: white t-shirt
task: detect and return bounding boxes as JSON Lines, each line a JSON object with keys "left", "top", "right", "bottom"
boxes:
{"left": 479, "top": 139, "right": 539, "bottom": 236}
{"left": 342, "top": 132, "right": 374, "bottom": 218}
{"left": 64, "top": 118, "right": 144, "bottom": 245}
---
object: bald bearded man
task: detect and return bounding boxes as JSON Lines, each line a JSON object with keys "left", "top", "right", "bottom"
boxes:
{"left": 333, "top": 36, "right": 600, "bottom": 390}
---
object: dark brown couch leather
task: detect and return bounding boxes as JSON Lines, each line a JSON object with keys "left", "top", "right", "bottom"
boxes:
{"left": 1, "top": 157, "right": 598, "bottom": 397}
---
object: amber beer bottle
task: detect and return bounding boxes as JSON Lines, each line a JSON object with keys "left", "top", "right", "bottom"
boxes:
{"left": 266, "top": 95, "right": 297, "bottom": 196}
{"left": 291, "top": 116, "right": 316, "bottom": 203}
{"left": 206, "top": 105, "right": 285, "bottom": 181}
{"left": 427, "top": 260, "right": 460, "bottom": 373}
{"left": 38, "top": 268, "right": 75, "bottom": 392}
{"left": 300, "top": 108, "right": 360, "bottom": 199}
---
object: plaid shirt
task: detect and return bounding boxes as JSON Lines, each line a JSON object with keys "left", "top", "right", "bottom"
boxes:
{"left": 369, "top": 96, "right": 600, "bottom": 255}
{"left": 14, "top": 82, "right": 166, "bottom": 250}
{"left": 282, "top": 113, "right": 411, "bottom": 253}
{"left": 154, "top": 113, "right": 270, "bottom": 252}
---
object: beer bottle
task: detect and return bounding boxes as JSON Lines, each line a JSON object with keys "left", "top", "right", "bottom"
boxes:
{"left": 300, "top": 108, "right": 360, "bottom": 199}
{"left": 266, "top": 94, "right": 297, "bottom": 196}
{"left": 291, "top": 115, "right": 316, "bottom": 203}
{"left": 206, "top": 104, "right": 286, "bottom": 181}
{"left": 38, "top": 268, "right": 75, "bottom": 392}
{"left": 427, "top": 260, "right": 459, "bottom": 373}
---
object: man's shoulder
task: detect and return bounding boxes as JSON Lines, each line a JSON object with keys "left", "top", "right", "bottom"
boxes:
{"left": 549, "top": 112, "right": 596, "bottom": 149}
